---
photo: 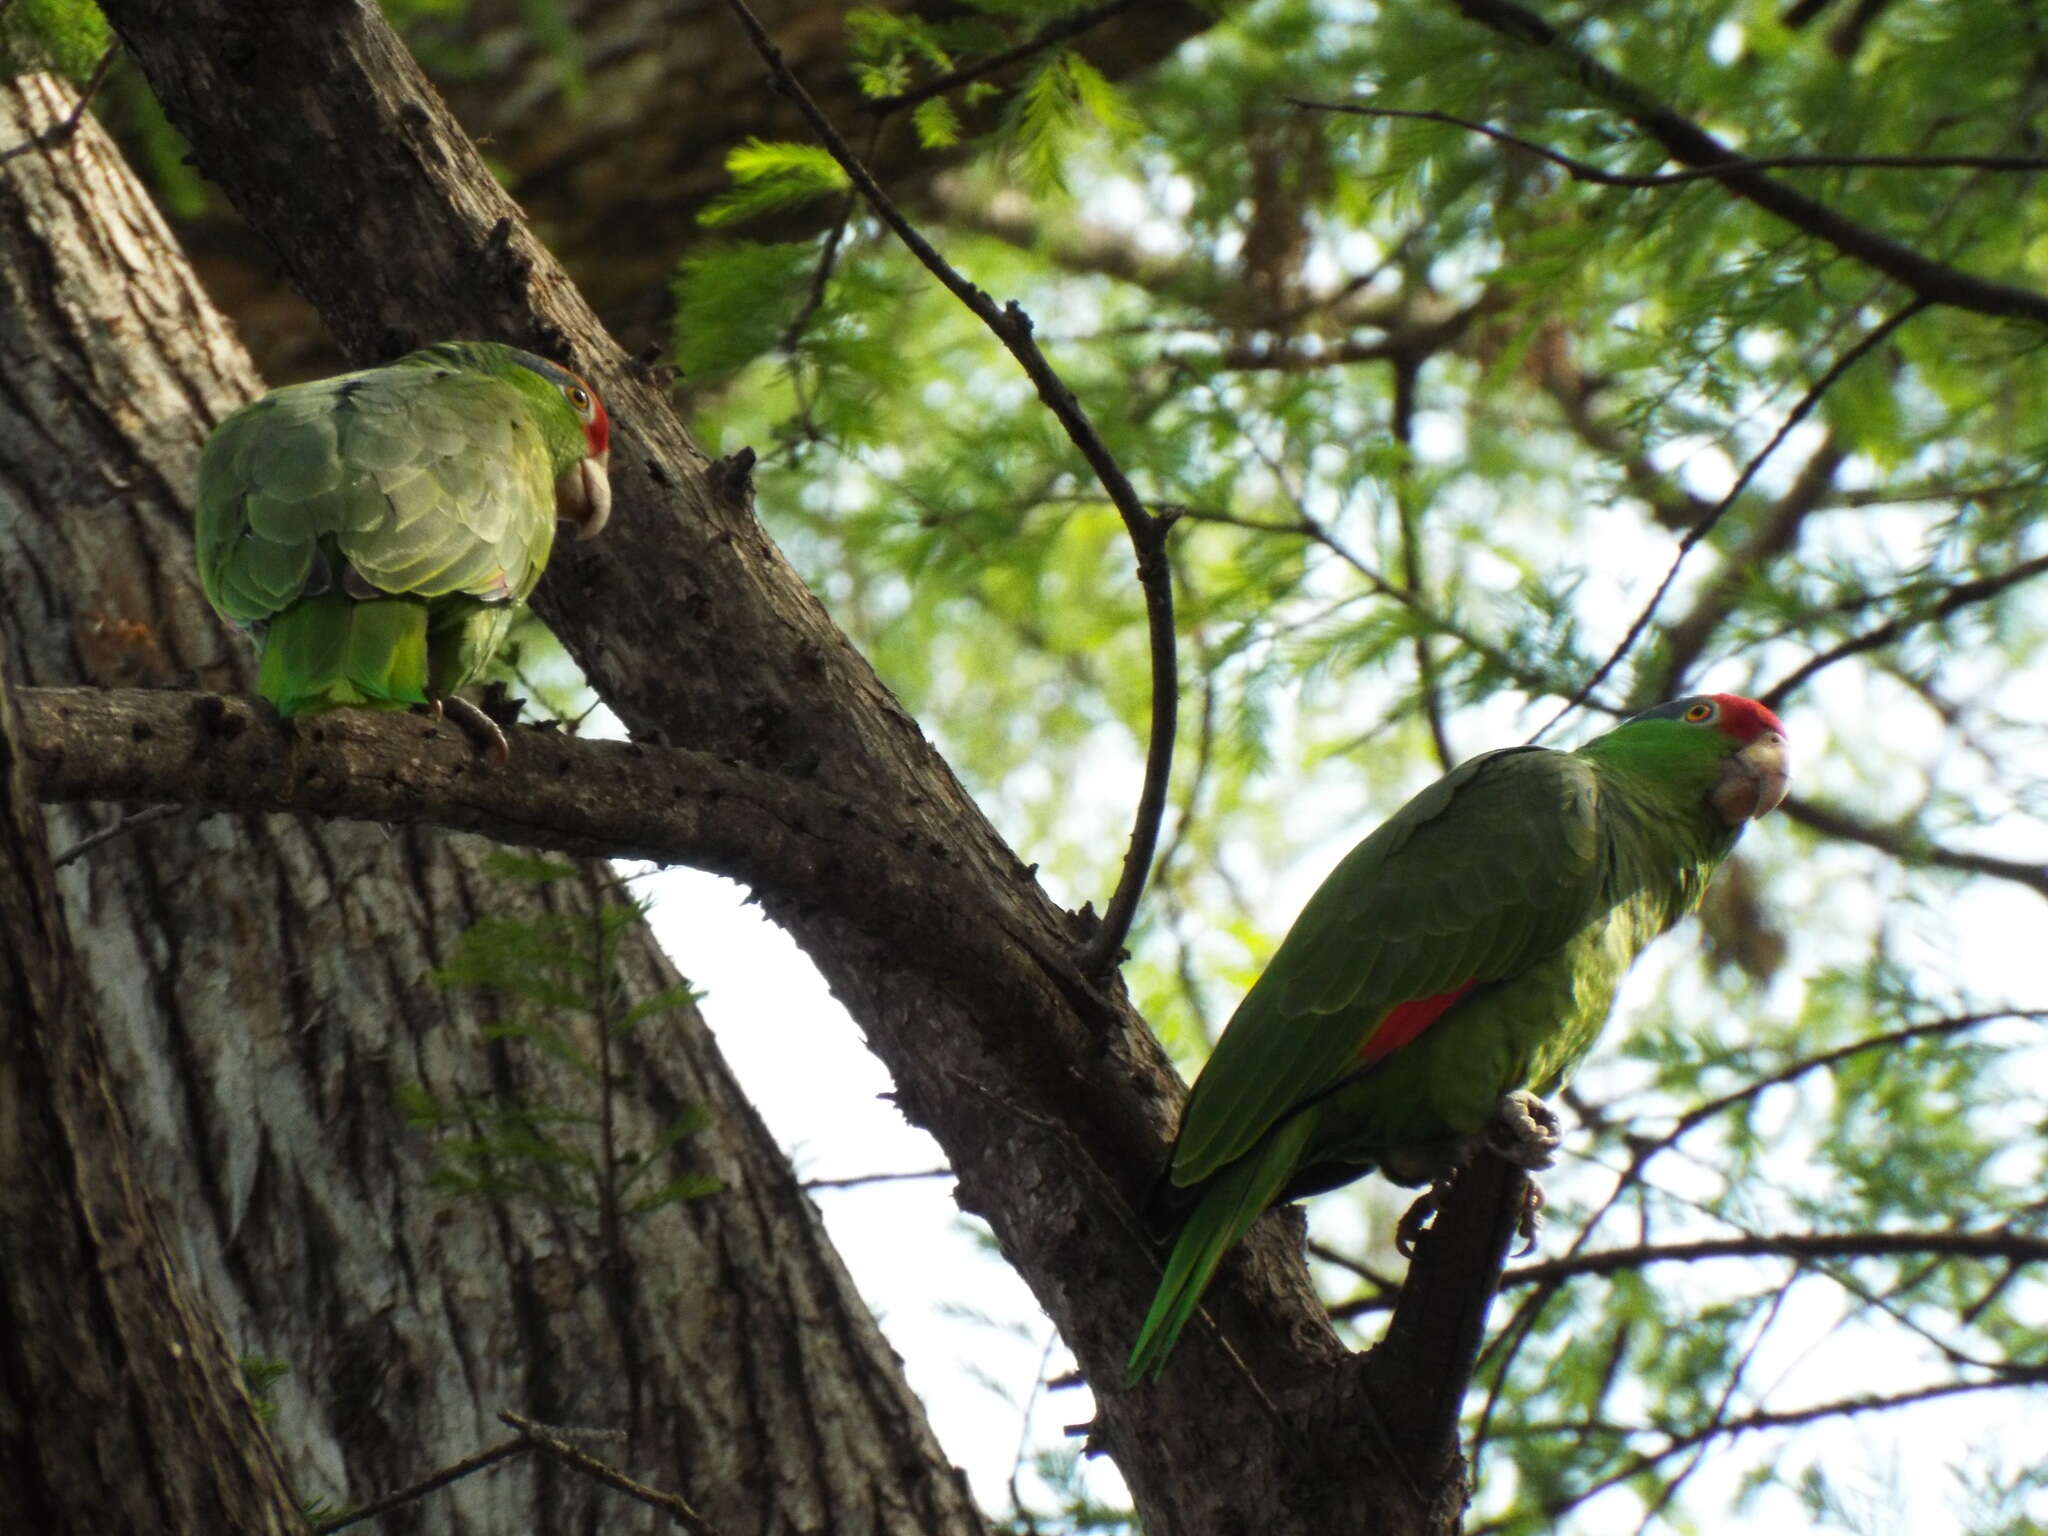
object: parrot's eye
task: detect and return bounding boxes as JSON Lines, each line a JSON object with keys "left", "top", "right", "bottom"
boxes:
{"left": 564, "top": 384, "right": 592, "bottom": 415}
{"left": 1683, "top": 702, "right": 1715, "bottom": 723}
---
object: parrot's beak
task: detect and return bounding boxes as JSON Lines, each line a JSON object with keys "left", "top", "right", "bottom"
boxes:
{"left": 1712, "top": 731, "right": 1790, "bottom": 824}
{"left": 554, "top": 451, "right": 612, "bottom": 540}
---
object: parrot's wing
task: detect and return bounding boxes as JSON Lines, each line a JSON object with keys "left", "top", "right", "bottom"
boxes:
{"left": 1168, "top": 745, "right": 1608, "bottom": 1187}
{"left": 196, "top": 367, "right": 558, "bottom": 624}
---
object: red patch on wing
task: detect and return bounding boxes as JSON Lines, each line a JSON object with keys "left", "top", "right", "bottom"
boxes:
{"left": 1359, "top": 981, "right": 1480, "bottom": 1065}
{"left": 1710, "top": 693, "right": 1784, "bottom": 743}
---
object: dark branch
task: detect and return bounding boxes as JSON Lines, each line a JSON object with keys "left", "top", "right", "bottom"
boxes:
{"left": 499, "top": 1413, "right": 721, "bottom": 1535}
{"left": 21, "top": 689, "right": 1070, "bottom": 1009}
{"left": 1648, "top": 434, "right": 1846, "bottom": 697}
{"left": 1371, "top": 1151, "right": 1532, "bottom": 1473}
{"left": 1565, "top": 1011, "right": 2040, "bottom": 1258}
{"left": 1443, "top": 0, "right": 2048, "bottom": 328}
{"left": 1291, "top": 101, "right": 2048, "bottom": 186}
{"left": 1489, "top": 1368, "right": 2048, "bottom": 1534}
{"left": 313, "top": 1437, "right": 534, "bottom": 1534}
{"left": 1504, "top": 1229, "right": 2048, "bottom": 1288}
{"left": 1760, "top": 552, "right": 2048, "bottom": 709}
{"left": 714, "top": 0, "right": 1178, "bottom": 975}
{"left": 1780, "top": 796, "right": 2048, "bottom": 900}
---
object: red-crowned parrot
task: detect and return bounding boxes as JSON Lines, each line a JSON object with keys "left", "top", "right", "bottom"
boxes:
{"left": 1128, "top": 693, "right": 1790, "bottom": 1380}
{"left": 195, "top": 341, "right": 612, "bottom": 755}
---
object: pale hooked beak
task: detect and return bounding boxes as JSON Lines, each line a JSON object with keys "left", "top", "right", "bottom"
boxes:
{"left": 554, "top": 450, "right": 612, "bottom": 540}
{"left": 1712, "top": 730, "right": 1790, "bottom": 825}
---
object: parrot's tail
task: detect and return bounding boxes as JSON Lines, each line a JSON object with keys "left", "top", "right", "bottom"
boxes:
{"left": 1126, "top": 1114, "right": 1316, "bottom": 1382}
{"left": 258, "top": 593, "right": 431, "bottom": 717}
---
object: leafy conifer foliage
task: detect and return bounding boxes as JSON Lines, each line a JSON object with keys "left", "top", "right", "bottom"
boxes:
{"left": 404, "top": 855, "right": 720, "bottom": 1228}
{"left": 679, "top": 0, "right": 2048, "bottom": 1527}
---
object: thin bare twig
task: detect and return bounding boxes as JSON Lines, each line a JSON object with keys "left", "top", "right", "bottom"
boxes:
{"left": 0, "top": 43, "right": 116, "bottom": 166}
{"left": 500, "top": 1412, "right": 720, "bottom": 1533}
{"left": 799, "top": 1167, "right": 953, "bottom": 1190}
{"left": 1291, "top": 100, "right": 2048, "bottom": 186}
{"left": 1535, "top": 297, "right": 1926, "bottom": 738}
{"left": 1476, "top": 1367, "right": 2048, "bottom": 1534}
{"left": 714, "top": 0, "right": 1179, "bottom": 977}
{"left": 1504, "top": 1228, "right": 2048, "bottom": 1288}
{"left": 49, "top": 801, "right": 182, "bottom": 869}
{"left": 312, "top": 1436, "right": 534, "bottom": 1533}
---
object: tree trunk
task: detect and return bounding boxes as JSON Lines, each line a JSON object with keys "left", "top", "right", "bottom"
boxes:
{"left": 86, "top": 8, "right": 1524, "bottom": 1532}
{"left": 0, "top": 71, "right": 985, "bottom": 1536}
{"left": 0, "top": 621, "right": 300, "bottom": 1535}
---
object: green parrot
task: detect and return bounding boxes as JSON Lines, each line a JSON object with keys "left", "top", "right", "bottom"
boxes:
{"left": 1127, "top": 693, "right": 1790, "bottom": 1380}
{"left": 195, "top": 341, "right": 612, "bottom": 754}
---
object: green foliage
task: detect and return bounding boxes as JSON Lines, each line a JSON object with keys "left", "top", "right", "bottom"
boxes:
{"left": 699, "top": 138, "right": 850, "bottom": 229}
{"left": 404, "top": 854, "right": 718, "bottom": 1226}
{"left": 237, "top": 1354, "right": 290, "bottom": 1423}
{"left": 683, "top": 0, "right": 2048, "bottom": 1526}
{"left": 672, "top": 240, "right": 821, "bottom": 384}
{"left": 0, "top": 0, "right": 109, "bottom": 80}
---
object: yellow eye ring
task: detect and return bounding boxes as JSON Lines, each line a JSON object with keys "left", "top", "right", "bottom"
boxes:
{"left": 1684, "top": 702, "right": 1714, "bottom": 722}
{"left": 565, "top": 384, "right": 591, "bottom": 411}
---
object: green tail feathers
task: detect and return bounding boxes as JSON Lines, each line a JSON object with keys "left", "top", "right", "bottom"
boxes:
{"left": 1127, "top": 1116, "right": 1315, "bottom": 1382}
{"left": 257, "top": 594, "right": 430, "bottom": 717}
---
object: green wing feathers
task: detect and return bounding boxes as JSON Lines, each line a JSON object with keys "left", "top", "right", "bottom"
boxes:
{"left": 1166, "top": 748, "right": 1608, "bottom": 1190}
{"left": 196, "top": 352, "right": 567, "bottom": 714}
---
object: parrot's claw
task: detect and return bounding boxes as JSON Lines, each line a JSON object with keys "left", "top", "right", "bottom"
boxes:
{"left": 437, "top": 694, "right": 512, "bottom": 767}
{"left": 1487, "top": 1089, "right": 1562, "bottom": 1171}
{"left": 1395, "top": 1182, "right": 1448, "bottom": 1259}
{"left": 1514, "top": 1180, "right": 1547, "bottom": 1256}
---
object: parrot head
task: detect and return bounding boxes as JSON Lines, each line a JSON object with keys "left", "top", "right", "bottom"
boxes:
{"left": 507, "top": 350, "right": 612, "bottom": 541}
{"left": 1613, "top": 692, "right": 1790, "bottom": 825}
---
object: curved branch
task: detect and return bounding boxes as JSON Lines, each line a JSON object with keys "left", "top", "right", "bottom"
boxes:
{"left": 714, "top": 0, "right": 1179, "bottom": 975}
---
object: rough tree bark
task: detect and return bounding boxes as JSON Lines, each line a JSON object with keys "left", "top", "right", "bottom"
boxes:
{"left": 0, "top": 72, "right": 985, "bottom": 1536}
{"left": 0, "top": 655, "right": 302, "bottom": 1536}
{"left": 83, "top": 9, "right": 1531, "bottom": 1535}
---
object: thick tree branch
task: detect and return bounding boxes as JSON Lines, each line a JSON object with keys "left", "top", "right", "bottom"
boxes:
{"left": 21, "top": 687, "right": 1072, "bottom": 1010}
{"left": 1445, "top": 0, "right": 2048, "bottom": 328}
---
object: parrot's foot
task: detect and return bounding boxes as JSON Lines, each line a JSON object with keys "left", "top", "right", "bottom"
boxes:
{"left": 1487, "top": 1089, "right": 1562, "bottom": 1171}
{"left": 1395, "top": 1182, "right": 1447, "bottom": 1259}
{"left": 434, "top": 695, "right": 512, "bottom": 767}
{"left": 1515, "top": 1179, "right": 1547, "bottom": 1256}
